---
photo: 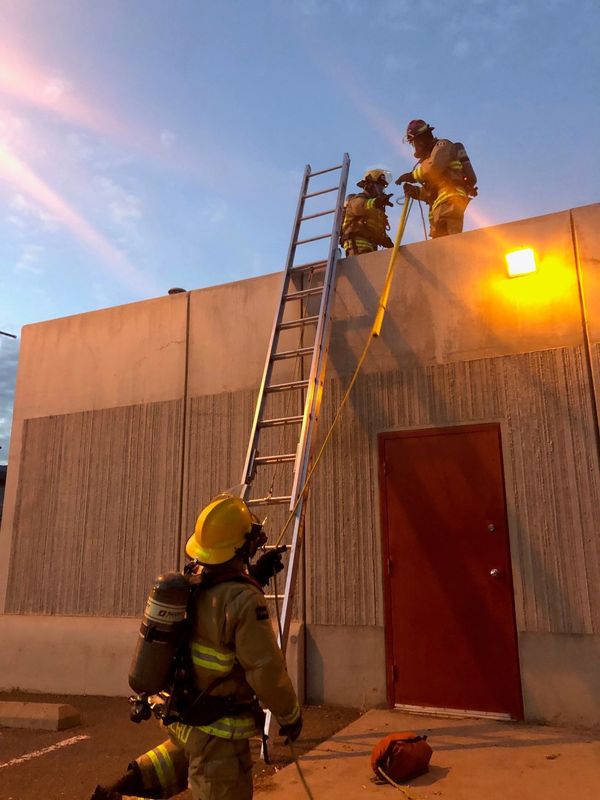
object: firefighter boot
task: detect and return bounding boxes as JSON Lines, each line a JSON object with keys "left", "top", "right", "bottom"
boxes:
{"left": 89, "top": 763, "right": 148, "bottom": 799}
{"left": 89, "top": 788, "right": 122, "bottom": 800}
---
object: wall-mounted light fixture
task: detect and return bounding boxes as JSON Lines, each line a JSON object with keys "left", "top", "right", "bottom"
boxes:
{"left": 505, "top": 248, "right": 537, "bottom": 278}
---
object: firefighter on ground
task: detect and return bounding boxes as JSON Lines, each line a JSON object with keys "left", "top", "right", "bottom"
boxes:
{"left": 90, "top": 492, "right": 301, "bottom": 800}
{"left": 396, "top": 119, "right": 478, "bottom": 239}
{"left": 340, "top": 168, "right": 395, "bottom": 256}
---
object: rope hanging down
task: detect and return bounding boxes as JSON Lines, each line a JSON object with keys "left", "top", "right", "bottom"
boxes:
{"left": 274, "top": 195, "right": 413, "bottom": 549}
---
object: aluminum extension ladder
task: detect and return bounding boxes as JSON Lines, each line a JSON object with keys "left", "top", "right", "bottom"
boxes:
{"left": 240, "top": 154, "right": 350, "bottom": 656}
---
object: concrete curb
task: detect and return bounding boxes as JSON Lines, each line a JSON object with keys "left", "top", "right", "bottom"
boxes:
{"left": 0, "top": 701, "right": 80, "bottom": 730}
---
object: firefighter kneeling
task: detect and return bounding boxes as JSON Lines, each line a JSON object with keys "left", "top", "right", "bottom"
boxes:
{"left": 90, "top": 492, "right": 301, "bottom": 800}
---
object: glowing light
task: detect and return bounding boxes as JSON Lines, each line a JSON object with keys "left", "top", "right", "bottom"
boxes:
{"left": 505, "top": 248, "right": 537, "bottom": 278}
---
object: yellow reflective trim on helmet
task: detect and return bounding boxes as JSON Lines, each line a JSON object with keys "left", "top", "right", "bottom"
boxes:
{"left": 190, "top": 642, "right": 235, "bottom": 673}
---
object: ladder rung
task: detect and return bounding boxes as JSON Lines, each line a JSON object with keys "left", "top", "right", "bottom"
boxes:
{"left": 277, "top": 315, "right": 319, "bottom": 330}
{"left": 255, "top": 454, "right": 296, "bottom": 465}
{"left": 283, "top": 287, "right": 323, "bottom": 301}
{"left": 258, "top": 415, "right": 303, "bottom": 427}
{"left": 247, "top": 496, "right": 293, "bottom": 506}
{"left": 265, "top": 379, "right": 309, "bottom": 393}
{"left": 297, "top": 233, "right": 331, "bottom": 245}
{"left": 300, "top": 208, "right": 336, "bottom": 222}
{"left": 271, "top": 348, "right": 314, "bottom": 361}
{"left": 304, "top": 187, "right": 337, "bottom": 199}
{"left": 309, "top": 164, "right": 342, "bottom": 177}
{"left": 290, "top": 260, "right": 327, "bottom": 273}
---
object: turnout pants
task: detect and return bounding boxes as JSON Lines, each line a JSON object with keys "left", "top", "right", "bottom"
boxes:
{"left": 429, "top": 197, "right": 468, "bottom": 238}
{"left": 167, "top": 723, "right": 253, "bottom": 800}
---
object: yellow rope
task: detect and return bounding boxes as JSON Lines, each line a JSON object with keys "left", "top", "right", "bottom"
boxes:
{"left": 274, "top": 196, "right": 412, "bottom": 548}
{"left": 377, "top": 765, "right": 415, "bottom": 797}
{"left": 269, "top": 197, "right": 413, "bottom": 800}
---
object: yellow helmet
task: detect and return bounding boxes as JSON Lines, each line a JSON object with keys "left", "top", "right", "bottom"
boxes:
{"left": 357, "top": 168, "right": 392, "bottom": 188}
{"left": 186, "top": 493, "right": 254, "bottom": 565}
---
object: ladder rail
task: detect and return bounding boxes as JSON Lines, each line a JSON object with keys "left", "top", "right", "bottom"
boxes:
{"left": 239, "top": 164, "right": 311, "bottom": 491}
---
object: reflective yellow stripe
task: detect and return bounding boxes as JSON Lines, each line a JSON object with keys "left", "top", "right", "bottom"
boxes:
{"left": 365, "top": 198, "right": 377, "bottom": 209}
{"left": 156, "top": 744, "right": 177, "bottom": 791}
{"left": 413, "top": 166, "right": 422, "bottom": 181}
{"left": 168, "top": 721, "right": 192, "bottom": 744}
{"left": 432, "top": 187, "right": 467, "bottom": 211}
{"left": 278, "top": 701, "right": 301, "bottom": 726}
{"left": 147, "top": 747, "right": 167, "bottom": 790}
{"left": 190, "top": 642, "right": 235, "bottom": 673}
{"left": 450, "top": 160, "right": 462, "bottom": 169}
{"left": 199, "top": 714, "right": 258, "bottom": 740}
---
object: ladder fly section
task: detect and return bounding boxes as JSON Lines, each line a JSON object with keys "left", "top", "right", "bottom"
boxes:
{"left": 240, "top": 154, "right": 350, "bottom": 651}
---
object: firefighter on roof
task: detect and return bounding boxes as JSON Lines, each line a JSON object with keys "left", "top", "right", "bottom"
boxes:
{"left": 396, "top": 119, "right": 478, "bottom": 239}
{"left": 90, "top": 492, "right": 301, "bottom": 800}
{"left": 341, "top": 168, "right": 395, "bottom": 256}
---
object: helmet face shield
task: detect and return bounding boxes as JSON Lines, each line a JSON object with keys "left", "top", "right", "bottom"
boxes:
{"left": 357, "top": 168, "right": 392, "bottom": 189}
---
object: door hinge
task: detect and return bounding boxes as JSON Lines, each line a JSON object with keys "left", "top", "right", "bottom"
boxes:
{"left": 392, "top": 664, "right": 398, "bottom": 683}
{"left": 383, "top": 459, "right": 387, "bottom": 476}
{"left": 387, "top": 557, "right": 393, "bottom": 576}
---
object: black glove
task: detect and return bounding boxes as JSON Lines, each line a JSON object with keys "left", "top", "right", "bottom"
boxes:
{"left": 249, "top": 546, "right": 286, "bottom": 587}
{"left": 403, "top": 183, "right": 420, "bottom": 199}
{"left": 279, "top": 713, "right": 303, "bottom": 743}
{"left": 374, "top": 192, "right": 394, "bottom": 210}
{"left": 395, "top": 172, "right": 414, "bottom": 185}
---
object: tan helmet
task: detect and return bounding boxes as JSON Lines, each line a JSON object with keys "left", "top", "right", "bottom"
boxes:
{"left": 186, "top": 492, "right": 254, "bottom": 565}
{"left": 357, "top": 168, "right": 391, "bottom": 188}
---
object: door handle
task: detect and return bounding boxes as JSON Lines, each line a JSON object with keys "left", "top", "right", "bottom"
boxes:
{"left": 490, "top": 568, "right": 502, "bottom": 579}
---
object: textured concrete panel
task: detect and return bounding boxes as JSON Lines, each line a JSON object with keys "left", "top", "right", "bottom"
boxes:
{"left": 519, "top": 632, "right": 600, "bottom": 728}
{"left": 305, "top": 347, "right": 600, "bottom": 635}
{"left": 5, "top": 401, "right": 183, "bottom": 615}
{"left": 306, "top": 624, "right": 386, "bottom": 707}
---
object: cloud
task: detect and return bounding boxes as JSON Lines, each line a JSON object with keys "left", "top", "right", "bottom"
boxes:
{"left": 16, "top": 243, "right": 44, "bottom": 274}
{"left": 95, "top": 176, "right": 143, "bottom": 226}
{"left": 9, "top": 192, "right": 58, "bottom": 230}
{"left": 0, "top": 338, "right": 19, "bottom": 465}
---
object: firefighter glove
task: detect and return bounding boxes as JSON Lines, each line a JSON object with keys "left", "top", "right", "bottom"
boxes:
{"left": 374, "top": 193, "right": 394, "bottom": 210}
{"left": 395, "top": 172, "right": 414, "bottom": 185}
{"left": 250, "top": 546, "right": 286, "bottom": 586}
{"left": 403, "top": 183, "right": 420, "bottom": 199}
{"left": 279, "top": 713, "right": 303, "bottom": 743}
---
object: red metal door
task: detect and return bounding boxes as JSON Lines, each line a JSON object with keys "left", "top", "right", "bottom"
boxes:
{"left": 380, "top": 424, "right": 523, "bottom": 719}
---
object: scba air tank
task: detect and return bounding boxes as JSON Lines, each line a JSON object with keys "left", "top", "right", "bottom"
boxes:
{"left": 129, "top": 571, "right": 192, "bottom": 695}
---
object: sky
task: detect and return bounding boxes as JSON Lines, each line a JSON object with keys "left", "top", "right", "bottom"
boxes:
{"left": 0, "top": 0, "right": 599, "bottom": 463}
